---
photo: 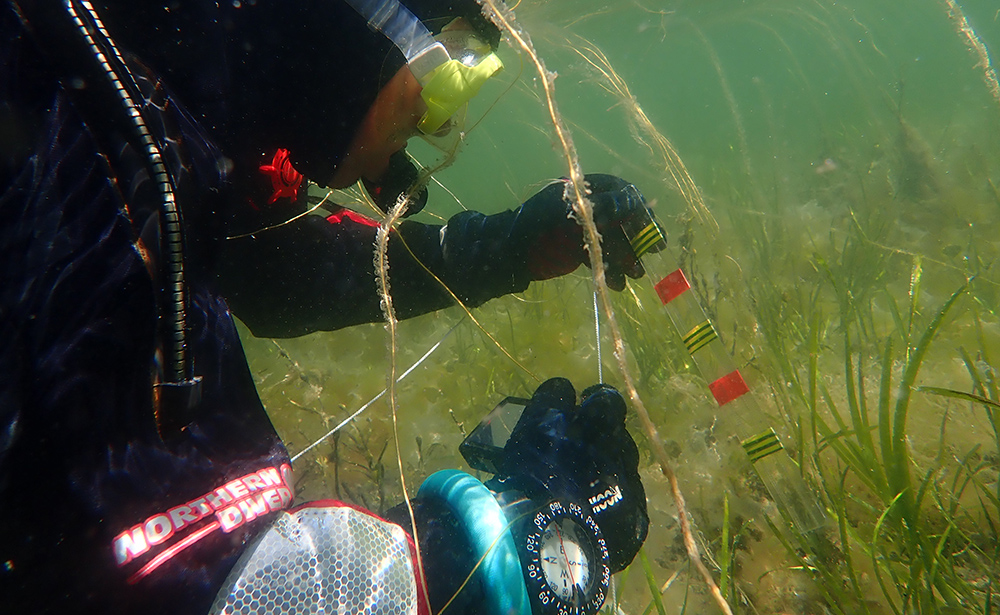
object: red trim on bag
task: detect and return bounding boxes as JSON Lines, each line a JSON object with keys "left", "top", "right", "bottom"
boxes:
{"left": 288, "top": 498, "right": 371, "bottom": 515}
{"left": 406, "top": 520, "right": 432, "bottom": 615}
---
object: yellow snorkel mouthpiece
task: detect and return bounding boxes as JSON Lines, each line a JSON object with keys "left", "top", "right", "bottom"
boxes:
{"left": 417, "top": 35, "right": 503, "bottom": 135}
{"left": 341, "top": 0, "right": 503, "bottom": 136}
{"left": 418, "top": 53, "right": 503, "bottom": 134}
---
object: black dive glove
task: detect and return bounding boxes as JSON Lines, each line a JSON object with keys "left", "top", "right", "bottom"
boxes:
{"left": 492, "top": 377, "right": 649, "bottom": 572}
{"left": 361, "top": 149, "right": 429, "bottom": 217}
{"left": 516, "top": 174, "right": 649, "bottom": 290}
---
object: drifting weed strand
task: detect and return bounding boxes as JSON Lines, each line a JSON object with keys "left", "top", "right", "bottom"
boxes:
{"left": 480, "top": 1, "right": 733, "bottom": 613}
{"left": 375, "top": 191, "right": 432, "bottom": 613}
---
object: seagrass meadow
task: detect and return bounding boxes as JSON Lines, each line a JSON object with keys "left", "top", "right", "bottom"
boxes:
{"left": 238, "top": 1, "right": 1000, "bottom": 612}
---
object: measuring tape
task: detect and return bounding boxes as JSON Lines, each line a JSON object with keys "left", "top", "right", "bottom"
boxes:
{"left": 623, "top": 212, "right": 826, "bottom": 533}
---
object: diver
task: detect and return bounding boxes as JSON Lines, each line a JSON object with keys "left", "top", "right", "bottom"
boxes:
{"left": 0, "top": 1, "right": 649, "bottom": 613}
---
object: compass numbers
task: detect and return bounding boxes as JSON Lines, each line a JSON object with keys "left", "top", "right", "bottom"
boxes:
{"left": 533, "top": 510, "right": 548, "bottom": 529}
{"left": 526, "top": 532, "right": 540, "bottom": 554}
{"left": 522, "top": 499, "right": 612, "bottom": 615}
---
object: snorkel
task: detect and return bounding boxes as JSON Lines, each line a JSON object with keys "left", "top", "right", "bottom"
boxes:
{"left": 343, "top": 0, "right": 503, "bottom": 215}
{"left": 343, "top": 0, "right": 503, "bottom": 135}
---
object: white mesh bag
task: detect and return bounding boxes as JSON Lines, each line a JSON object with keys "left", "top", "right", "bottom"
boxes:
{"left": 211, "top": 503, "right": 418, "bottom": 615}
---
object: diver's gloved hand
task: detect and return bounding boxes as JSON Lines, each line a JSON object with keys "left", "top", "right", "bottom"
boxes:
{"left": 361, "top": 149, "right": 429, "bottom": 217}
{"left": 494, "top": 377, "right": 649, "bottom": 572}
{"left": 516, "top": 174, "right": 648, "bottom": 290}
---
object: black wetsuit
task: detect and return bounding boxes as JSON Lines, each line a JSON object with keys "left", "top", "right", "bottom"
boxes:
{"left": 0, "top": 3, "right": 538, "bottom": 613}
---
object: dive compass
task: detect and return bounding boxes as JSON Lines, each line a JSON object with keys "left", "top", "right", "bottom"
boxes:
{"left": 520, "top": 499, "right": 611, "bottom": 615}
{"left": 448, "top": 393, "right": 632, "bottom": 615}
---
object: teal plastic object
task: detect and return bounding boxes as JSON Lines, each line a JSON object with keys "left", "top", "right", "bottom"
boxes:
{"left": 417, "top": 470, "right": 530, "bottom": 615}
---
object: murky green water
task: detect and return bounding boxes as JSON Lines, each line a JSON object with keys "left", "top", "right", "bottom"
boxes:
{"left": 241, "top": 1, "right": 1000, "bottom": 612}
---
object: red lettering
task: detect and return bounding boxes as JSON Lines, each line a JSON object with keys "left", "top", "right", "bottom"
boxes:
{"left": 236, "top": 495, "right": 267, "bottom": 524}
{"left": 242, "top": 474, "right": 266, "bottom": 492}
{"left": 258, "top": 467, "right": 281, "bottom": 487}
{"left": 188, "top": 497, "right": 211, "bottom": 516}
{"left": 144, "top": 514, "right": 174, "bottom": 546}
{"left": 206, "top": 488, "right": 234, "bottom": 510}
{"left": 262, "top": 489, "right": 282, "bottom": 510}
{"left": 111, "top": 464, "right": 294, "bottom": 565}
{"left": 217, "top": 506, "right": 243, "bottom": 532}
{"left": 249, "top": 493, "right": 269, "bottom": 516}
{"left": 114, "top": 527, "right": 149, "bottom": 566}
{"left": 168, "top": 504, "right": 200, "bottom": 532}
{"left": 277, "top": 487, "right": 292, "bottom": 509}
{"left": 225, "top": 479, "right": 249, "bottom": 500}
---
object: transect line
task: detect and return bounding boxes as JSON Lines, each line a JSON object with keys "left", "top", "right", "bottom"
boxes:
{"left": 481, "top": 3, "right": 732, "bottom": 613}
{"left": 288, "top": 319, "right": 462, "bottom": 464}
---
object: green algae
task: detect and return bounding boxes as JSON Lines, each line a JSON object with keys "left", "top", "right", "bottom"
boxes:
{"left": 241, "top": 1, "right": 1000, "bottom": 612}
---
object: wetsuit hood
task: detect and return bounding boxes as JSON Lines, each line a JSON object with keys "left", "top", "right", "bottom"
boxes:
{"left": 97, "top": 0, "right": 500, "bottom": 185}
